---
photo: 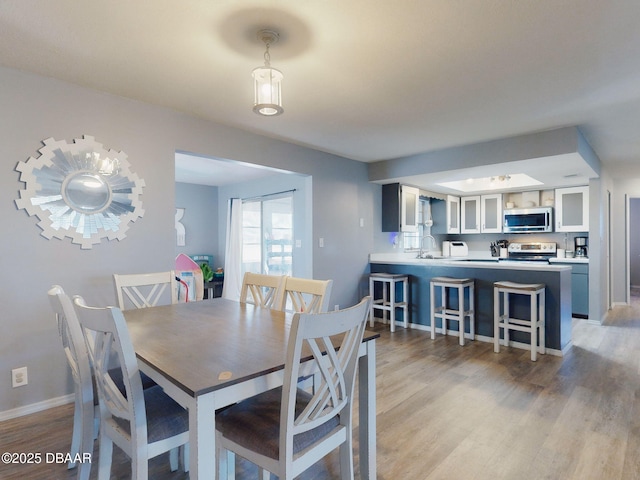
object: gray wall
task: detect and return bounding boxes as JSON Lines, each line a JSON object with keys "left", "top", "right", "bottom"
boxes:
{"left": 0, "top": 66, "right": 374, "bottom": 414}
{"left": 175, "top": 182, "right": 218, "bottom": 261}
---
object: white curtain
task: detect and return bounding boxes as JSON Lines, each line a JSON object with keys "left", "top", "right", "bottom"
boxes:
{"left": 222, "top": 198, "right": 243, "bottom": 301}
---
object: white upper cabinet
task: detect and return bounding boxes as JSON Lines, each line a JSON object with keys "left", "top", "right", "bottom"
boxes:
{"left": 461, "top": 196, "right": 480, "bottom": 234}
{"left": 446, "top": 195, "right": 461, "bottom": 234}
{"left": 481, "top": 194, "right": 503, "bottom": 233}
{"left": 555, "top": 186, "right": 589, "bottom": 232}
{"left": 400, "top": 186, "right": 420, "bottom": 232}
{"left": 461, "top": 194, "right": 502, "bottom": 234}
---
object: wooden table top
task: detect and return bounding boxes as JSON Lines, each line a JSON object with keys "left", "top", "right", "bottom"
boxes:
{"left": 124, "top": 298, "right": 379, "bottom": 397}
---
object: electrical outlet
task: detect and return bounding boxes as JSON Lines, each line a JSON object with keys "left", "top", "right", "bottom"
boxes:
{"left": 334, "top": 304, "right": 339, "bottom": 311}
{"left": 12, "top": 367, "right": 28, "bottom": 388}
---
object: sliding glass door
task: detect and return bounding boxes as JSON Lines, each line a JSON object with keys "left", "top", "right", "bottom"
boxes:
{"left": 242, "top": 194, "right": 293, "bottom": 276}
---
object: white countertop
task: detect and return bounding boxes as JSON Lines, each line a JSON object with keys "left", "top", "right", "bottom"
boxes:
{"left": 549, "top": 257, "right": 589, "bottom": 264}
{"left": 369, "top": 252, "right": 572, "bottom": 271}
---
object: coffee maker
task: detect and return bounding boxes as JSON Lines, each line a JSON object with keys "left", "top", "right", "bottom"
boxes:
{"left": 575, "top": 236, "right": 588, "bottom": 258}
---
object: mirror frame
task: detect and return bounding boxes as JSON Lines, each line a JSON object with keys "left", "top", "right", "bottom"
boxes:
{"left": 15, "top": 135, "right": 145, "bottom": 249}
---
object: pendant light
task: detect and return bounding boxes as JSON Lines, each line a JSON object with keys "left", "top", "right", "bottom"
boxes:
{"left": 252, "top": 29, "right": 284, "bottom": 116}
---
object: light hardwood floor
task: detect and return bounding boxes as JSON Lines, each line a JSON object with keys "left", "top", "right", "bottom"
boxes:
{"left": 2, "top": 303, "right": 640, "bottom": 480}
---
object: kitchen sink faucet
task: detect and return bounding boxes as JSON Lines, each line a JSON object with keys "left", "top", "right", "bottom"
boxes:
{"left": 417, "top": 234, "right": 437, "bottom": 259}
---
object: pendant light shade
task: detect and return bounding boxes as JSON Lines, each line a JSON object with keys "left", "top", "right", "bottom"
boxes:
{"left": 253, "top": 30, "right": 284, "bottom": 116}
{"left": 252, "top": 65, "right": 284, "bottom": 116}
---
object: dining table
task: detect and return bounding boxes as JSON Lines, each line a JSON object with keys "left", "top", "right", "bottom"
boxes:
{"left": 124, "top": 297, "right": 379, "bottom": 480}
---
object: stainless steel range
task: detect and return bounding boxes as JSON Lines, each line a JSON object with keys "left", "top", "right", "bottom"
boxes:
{"left": 506, "top": 242, "right": 557, "bottom": 262}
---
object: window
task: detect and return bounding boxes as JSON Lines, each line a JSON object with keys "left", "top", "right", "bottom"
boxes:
{"left": 242, "top": 194, "right": 293, "bottom": 276}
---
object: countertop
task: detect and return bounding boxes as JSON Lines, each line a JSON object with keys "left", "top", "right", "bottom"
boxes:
{"left": 549, "top": 257, "right": 589, "bottom": 264}
{"left": 369, "top": 252, "right": 573, "bottom": 271}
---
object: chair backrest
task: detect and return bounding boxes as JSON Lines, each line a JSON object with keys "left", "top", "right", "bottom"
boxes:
{"left": 72, "top": 296, "right": 149, "bottom": 449}
{"left": 48, "top": 285, "right": 92, "bottom": 391}
{"left": 281, "top": 296, "right": 371, "bottom": 464}
{"left": 47, "top": 285, "right": 94, "bottom": 425}
{"left": 113, "top": 271, "right": 178, "bottom": 310}
{"left": 277, "top": 277, "right": 333, "bottom": 313}
{"left": 239, "top": 272, "right": 285, "bottom": 308}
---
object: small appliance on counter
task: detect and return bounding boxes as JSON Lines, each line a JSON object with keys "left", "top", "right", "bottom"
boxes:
{"left": 575, "top": 236, "right": 588, "bottom": 258}
{"left": 442, "top": 240, "right": 468, "bottom": 257}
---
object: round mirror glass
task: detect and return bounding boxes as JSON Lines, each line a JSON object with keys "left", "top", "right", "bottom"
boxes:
{"left": 63, "top": 172, "right": 111, "bottom": 213}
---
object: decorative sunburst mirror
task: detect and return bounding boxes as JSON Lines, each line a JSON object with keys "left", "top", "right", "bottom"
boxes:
{"left": 15, "top": 135, "right": 145, "bottom": 249}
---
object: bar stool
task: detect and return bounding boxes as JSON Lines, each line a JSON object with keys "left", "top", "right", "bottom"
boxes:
{"left": 430, "top": 277, "right": 475, "bottom": 345}
{"left": 494, "top": 281, "right": 545, "bottom": 361}
{"left": 369, "top": 273, "right": 409, "bottom": 332}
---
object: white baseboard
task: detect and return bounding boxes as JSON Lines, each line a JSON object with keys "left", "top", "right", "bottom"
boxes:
{"left": 0, "top": 393, "right": 74, "bottom": 422}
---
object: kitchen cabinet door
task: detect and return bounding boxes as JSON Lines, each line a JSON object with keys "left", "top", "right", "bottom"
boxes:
{"left": 461, "top": 196, "right": 480, "bottom": 234}
{"left": 481, "top": 193, "right": 502, "bottom": 233}
{"left": 400, "top": 185, "right": 420, "bottom": 232}
{"left": 556, "top": 186, "right": 589, "bottom": 232}
{"left": 570, "top": 263, "right": 589, "bottom": 318}
{"left": 381, "top": 183, "right": 420, "bottom": 232}
{"left": 446, "top": 195, "right": 460, "bottom": 234}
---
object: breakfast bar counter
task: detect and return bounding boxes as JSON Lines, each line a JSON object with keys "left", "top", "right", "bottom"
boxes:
{"left": 369, "top": 253, "right": 572, "bottom": 354}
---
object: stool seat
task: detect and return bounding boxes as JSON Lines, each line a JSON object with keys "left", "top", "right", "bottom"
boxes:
{"left": 430, "top": 277, "right": 474, "bottom": 345}
{"left": 494, "top": 281, "right": 545, "bottom": 291}
{"left": 431, "top": 276, "right": 473, "bottom": 285}
{"left": 494, "top": 281, "right": 546, "bottom": 361}
{"left": 369, "top": 274, "right": 409, "bottom": 332}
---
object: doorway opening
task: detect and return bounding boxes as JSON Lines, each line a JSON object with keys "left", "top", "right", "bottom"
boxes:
{"left": 629, "top": 197, "right": 640, "bottom": 305}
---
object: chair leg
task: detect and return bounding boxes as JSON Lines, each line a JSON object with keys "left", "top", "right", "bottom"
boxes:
{"left": 97, "top": 433, "right": 113, "bottom": 480}
{"left": 339, "top": 439, "right": 355, "bottom": 480}
{"left": 182, "top": 443, "right": 190, "bottom": 472}
{"left": 169, "top": 447, "right": 179, "bottom": 472}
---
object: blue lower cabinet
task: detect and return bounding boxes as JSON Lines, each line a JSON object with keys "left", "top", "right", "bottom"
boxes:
{"left": 570, "top": 263, "right": 589, "bottom": 318}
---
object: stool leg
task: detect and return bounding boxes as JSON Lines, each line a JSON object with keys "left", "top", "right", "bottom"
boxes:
{"left": 430, "top": 282, "right": 436, "bottom": 339}
{"left": 531, "top": 291, "right": 538, "bottom": 361}
{"left": 469, "top": 283, "right": 475, "bottom": 341}
{"left": 402, "top": 278, "right": 408, "bottom": 329}
{"left": 369, "top": 277, "right": 374, "bottom": 328}
{"left": 382, "top": 280, "right": 388, "bottom": 325}
{"left": 539, "top": 289, "right": 546, "bottom": 355}
{"left": 504, "top": 292, "right": 510, "bottom": 348}
{"left": 442, "top": 286, "right": 448, "bottom": 337}
{"left": 390, "top": 279, "right": 396, "bottom": 333}
{"left": 458, "top": 284, "right": 464, "bottom": 346}
{"left": 494, "top": 287, "right": 500, "bottom": 353}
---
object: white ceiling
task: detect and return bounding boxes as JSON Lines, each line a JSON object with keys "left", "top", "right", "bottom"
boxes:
{"left": 2, "top": 1, "right": 640, "bottom": 187}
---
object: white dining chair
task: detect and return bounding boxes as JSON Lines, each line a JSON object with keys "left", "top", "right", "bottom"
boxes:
{"left": 48, "top": 285, "right": 95, "bottom": 480}
{"left": 113, "top": 271, "right": 178, "bottom": 310}
{"left": 276, "top": 276, "right": 333, "bottom": 313}
{"left": 73, "top": 296, "right": 190, "bottom": 480}
{"left": 240, "top": 272, "right": 285, "bottom": 308}
{"left": 215, "top": 296, "right": 371, "bottom": 480}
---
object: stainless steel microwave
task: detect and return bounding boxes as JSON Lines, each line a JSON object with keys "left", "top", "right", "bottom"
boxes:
{"left": 503, "top": 207, "right": 553, "bottom": 233}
